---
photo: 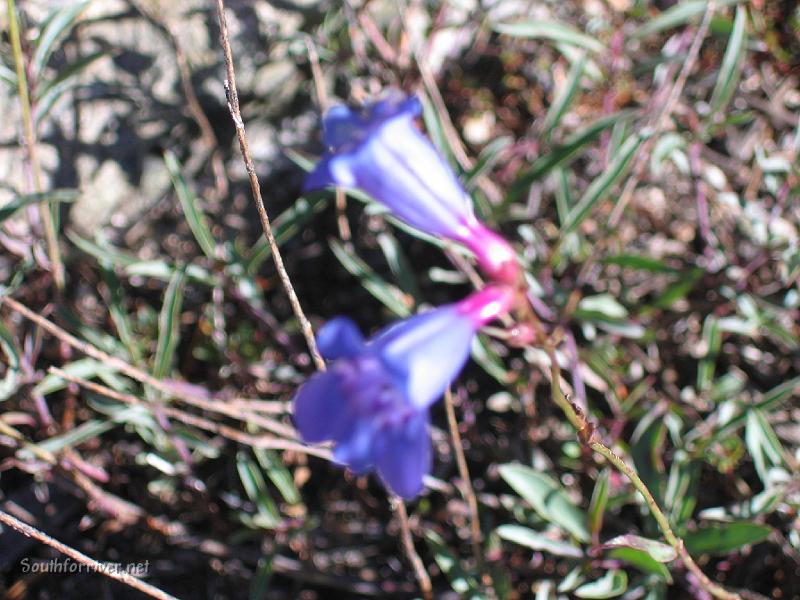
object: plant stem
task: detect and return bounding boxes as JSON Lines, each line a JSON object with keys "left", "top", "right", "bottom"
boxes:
{"left": 443, "top": 387, "right": 490, "bottom": 586}
{"left": 214, "top": 0, "right": 324, "bottom": 370}
{"left": 6, "top": 0, "right": 65, "bottom": 290}
{"left": 394, "top": 498, "right": 433, "bottom": 600}
{"left": 0, "top": 509, "right": 178, "bottom": 600}
{"left": 544, "top": 340, "right": 740, "bottom": 600}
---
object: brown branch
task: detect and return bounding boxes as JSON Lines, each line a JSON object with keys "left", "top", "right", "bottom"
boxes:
{"left": 214, "top": 0, "right": 324, "bottom": 371}
{"left": 0, "top": 509, "right": 179, "bottom": 600}
{"left": 393, "top": 498, "right": 433, "bottom": 600}
{"left": 443, "top": 388, "right": 488, "bottom": 585}
{"left": 48, "top": 366, "right": 332, "bottom": 460}
{"left": 0, "top": 296, "right": 295, "bottom": 440}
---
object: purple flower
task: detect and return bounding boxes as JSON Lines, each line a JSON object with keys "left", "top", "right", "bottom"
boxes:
{"left": 292, "top": 285, "right": 515, "bottom": 498}
{"left": 305, "top": 92, "right": 520, "bottom": 284}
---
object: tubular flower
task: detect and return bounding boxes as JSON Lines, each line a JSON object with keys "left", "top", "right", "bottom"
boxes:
{"left": 304, "top": 92, "right": 520, "bottom": 284}
{"left": 292, "top": 285, "right": 515, "bottom": 498}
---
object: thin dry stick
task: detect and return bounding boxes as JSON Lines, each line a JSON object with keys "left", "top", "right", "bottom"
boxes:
{"left": 6, "top": 0, "right": 64, "bottom": 290}
{"left": 443, "top": 388, "right": 486, "bottom": 581}
{"left": 214, "top": 0, "right": 324, "bottom": 370}
{"left": 0, "top": 296, "right": 295, "bottom": 440}
{"left": 608, "top": 0, "right": 717, "bottom": 227}
{"left": 394, "top": 498, "right": 433, "bottom": 600}
{"left": 0, "top": 510, "right": 179, "bottom": 600}
{"left": 47, "top": 367, "right": 333, "bottom": 460}
{"left": 544, "top": 345, "right": 741, "bottom": 600}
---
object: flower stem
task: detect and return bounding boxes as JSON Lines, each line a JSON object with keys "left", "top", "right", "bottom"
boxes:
{"left": 6, "top": 0, "right": 65, "bottom": 290}
{"left": 393, "top": 498, "right": 433, "bottom": 600}
{"left": 215, "top": 0, "right": 324, "bottom": 370}
{"left": 542, "top": 337, "right": 740, "bottom": 600}
{"left": 443, "top": 387, "right": 491, "bottom": 588}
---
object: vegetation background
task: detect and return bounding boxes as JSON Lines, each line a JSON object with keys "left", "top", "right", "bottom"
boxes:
{"left": 0, "top": 0, "right": 798, "bottom": 598}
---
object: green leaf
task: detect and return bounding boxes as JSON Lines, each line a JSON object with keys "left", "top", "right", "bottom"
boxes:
{"left": 67, "top": 230, "right": 139, "bottom": 267}
{"left": 541, "top": 53, "right": 587, "bottom": 138}
{"left": 247, "top": 195, "right": 328, "bottom": 273}
{"left": 683, "top": 522, "right": 772, "bottom": 555}
{"left": 709, "top": 6, "right": 748, "bottom": 116}
{"left": 0, "top": 63, "right": 17, "bottom": 87}
{"left": 607, "top": 547, "right": 671, "bottom": 581}
{"left": 38, "top": 419, "right": 117, "bottom": 454}
{"left": 0, "top": 189, "right": 77, "bottom": 225}
{"left": 0, "top": 321, "right": 21, "bottom": 401}
{"left": 745, "top": 409, "right": 786, "bottom": 484}
{"left": 498, "top": 463, "right": 590, "bottom": 542}
{"left": 588, "top": 469, "right": 609, "bottom": 536}
{"left": 574, "top": 569, "right": 628, "bottom": 599}
{"left": 152, "top": 265, "right": 187, "bottom": 379}
{"left": 165, "top": 150, "right": 217, "bottom": 260}
{"left": 35, "top": 50, "right": 106, "bottom": 106}
{"left": 509, "top": 112, "right": 630, "bottom": 200}
{"left": 494, "top": 21, "right": 605, "bottom": 54}
{"left": 601, "top": 535, "right": 676, "bottom": 562}
{"left": 471, "top": 334, "right": 508, "bottom": 384}
{"left": 563, "top": 132, "right": 646, "bottom": 234}
{"left": 697, "top": 315, "right": 721, "bottom": 391}
{"left": 100, "top": 265, "right": 141, "bottom": 363}
{"left": 254, "top": 448, "right": 301, "bottom": 506}
{"left": 236, "top": 451, "right": 281, "bottom": 529}
{"left": 34, "top": 357, "right": 126, "bottom": 396}
{"left": 576, "top": 294, "right": 628, "bottom": 320}
{"left": 632, "top": 0, "right": 744, "bottom": 38}
{"left": 425, "top": 530, "right": 485, "bottom": 598}
{"left": 376, "top": 232, "right": 421, "bottom": 302}
{"left": 601, "top": 254, "right": 677, "bottom": 274}
{"left": 652, "top": 267, "right": 704, "bottom": 309}
{"left": 496, "top": 525, "right": 583, "bottom": 558}
{"left": 330, "top": 240, "right": 411, "bottom": 317}
{"left": 465, "top": 136, "right": 513, "bottom": 192}
{"left": 32, "top": 1, "right": 91, "bottom": 76}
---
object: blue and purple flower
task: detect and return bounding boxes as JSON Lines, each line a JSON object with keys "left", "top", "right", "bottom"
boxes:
{"left": 304, "top": 92, "right": 520, "bottom": 285}
{"left": 292, "top": 285, "right": 515, "bottom": 498}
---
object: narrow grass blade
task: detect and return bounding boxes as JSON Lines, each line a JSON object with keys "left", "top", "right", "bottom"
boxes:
{"left": 509, "top": 111, "right": 631, "bottom": 201}
{"left": 236, "top": 451, "right": 281, "bottom": 529}
{"left": 152, "top": 265, "right": 187, "bottom": 379}
{"left": 247, "top": 195, "right": 328, "bottom": 273}
{"left": 330, "top": 240, "right": 411, "bottom": 317}
{"left": 542, "top": 53, "right": 587, "bottom": 138}
{"left": 0, "top": 190, "right": 77, "bottom": 225}
{"left": 562, "top": 132, "right": 645, "bottom": 234}
{"left": 0, "top": 321, "right": 20, "bottom": 401}
{"left": 376, "top": 232, "right": 421, "bottom": 302}
{"left": 164, "top": 150, "right": 217, "bottom": 260}
{"left": 632, "top": 0, "right": 743, "bottom": 39}
{"left": 32, "top": 1, "right": 91, "bottom": 75}
{"left": 709, "top": 5, "right": 748, "bottom": 116}
{"left": 494, "top": 21, "right": 605, "bottom": 54}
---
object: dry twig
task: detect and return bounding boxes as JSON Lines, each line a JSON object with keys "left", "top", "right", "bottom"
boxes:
{"left": 214, "top": 0, "right": 324, "bottom": 370}
{"left": 0, "top": 509, "right": 179, "bottom": 600}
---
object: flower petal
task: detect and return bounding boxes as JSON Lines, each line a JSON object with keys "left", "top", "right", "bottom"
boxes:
{"left": 304, "top": 155, "right": 356, "bottom": 192}
{"left": 346, "top": 120, "right": 474, "bottom": 238}
{"left": 292, "top": 372, "right": 352, "bottom": 443}
{"left": 322, "top": 105, "right": 366, "bottom": 150}
{"left": 333, "top": 418, "right": 378, "bottom": 474}
{"left": 373, "top": 306, "right": 475, "bottom": 409}
{"left": 374, "top": 412, "right": 431, "bottom": 499}
{"left": 316, "top": 317, "right": 365, "bottom": 360}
